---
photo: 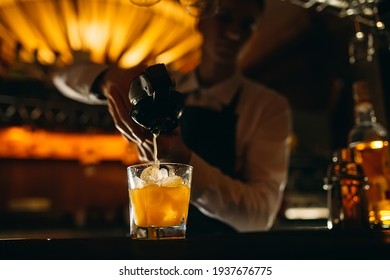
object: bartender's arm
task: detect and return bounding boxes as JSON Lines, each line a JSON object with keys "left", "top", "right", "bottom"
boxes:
{"left": 52, "top": 62, "right": 146, "bottom": 105}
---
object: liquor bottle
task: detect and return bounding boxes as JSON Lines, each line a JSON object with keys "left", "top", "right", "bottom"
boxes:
{"left": 348, "top": 80, "right": 390, "bottom": 229}
{"left": 324, "top": 147, "right": 369, "bottom": 230}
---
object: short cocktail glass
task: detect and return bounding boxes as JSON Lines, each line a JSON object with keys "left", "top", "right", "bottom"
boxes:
{"left": 127, "top": 163, "right": 192, "bottom": 240}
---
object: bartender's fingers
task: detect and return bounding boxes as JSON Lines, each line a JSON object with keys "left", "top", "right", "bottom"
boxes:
{"left": 107, "top": 86, "right": 155, "bottom": 160}
{"left": 112, "top": 120, "right": 154, "bottom": 162}
{"left": 111, "top": 116, "right": 154, "bottom": 162}
{"left": 137, "top": 140, "right": 155, "bottom": 162}
{"left": 107, "top": 86, "right": 144, "bottom": 145}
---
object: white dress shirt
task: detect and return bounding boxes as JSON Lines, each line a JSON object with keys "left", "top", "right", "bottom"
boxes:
{"left": 53, "top": 63, "right": 292, "bottom": 232}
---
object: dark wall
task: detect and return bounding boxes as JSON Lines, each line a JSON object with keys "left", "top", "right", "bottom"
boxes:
{"left": 0, "top": 159, "right": 129, "bottom": 228}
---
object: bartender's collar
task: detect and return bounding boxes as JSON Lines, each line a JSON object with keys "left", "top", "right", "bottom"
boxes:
{"left": 177, "top": 71, "right": 242, "bottom": 106}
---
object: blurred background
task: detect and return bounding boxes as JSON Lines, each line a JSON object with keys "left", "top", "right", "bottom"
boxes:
{"left": 1, "top": 0, "right": 390, "bottom": 237}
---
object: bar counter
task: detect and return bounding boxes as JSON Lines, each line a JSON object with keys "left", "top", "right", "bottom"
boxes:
{"left": 1, "top": 229, "right": 389, "bottom": 260}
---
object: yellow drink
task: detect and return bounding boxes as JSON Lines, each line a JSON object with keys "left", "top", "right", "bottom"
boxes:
{"left": 127, "top": 162, "right": 192, "bottom": 239}
{"left": 351, "top": 140, "right": 390, "bottom": 228}
{"left": 129, "top": 184, "right": 190, "bottom": 227}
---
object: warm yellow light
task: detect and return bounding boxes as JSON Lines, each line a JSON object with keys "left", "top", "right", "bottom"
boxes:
{"left": 354, "top": 140, "right": 387, "bottom": 151}
{"left": 285, "top": 207, "right": 329, "bottom": 220}
{"left": 118, "top": 16, "right": 164, "bottom": 67}
{"left": 130, "top": 0, "right": 161, "bottom": 7}
{"left": 0, "top": 126, "right": 140, "bottom": 165}
{"left": 0, "top": 0, "right": 202, "bottom": 73}
{"left": 61, "top": 0, "right": 83, "bottom": 53}
{"left": 370, "top": 140, "right": 387, "bottom": 149}
{"left": 379, "top": 210, "right": 390, "bottom": 220}
{"left": 155, "top": 31, "right": 204, "bottom": 63}
{"left": 369, "top": 209, "right": 390, "bottom": 228}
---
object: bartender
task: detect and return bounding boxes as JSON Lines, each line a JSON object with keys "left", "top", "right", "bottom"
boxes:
{"left": 53, "top": 0, "right": 292, "bottom": 235}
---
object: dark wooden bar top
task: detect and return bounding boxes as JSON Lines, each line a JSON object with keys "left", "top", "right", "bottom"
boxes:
{"left": 1, "top": 229, "right": 389, "bottom": 260}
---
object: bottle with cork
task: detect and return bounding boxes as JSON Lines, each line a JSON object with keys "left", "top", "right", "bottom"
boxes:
{"left": 348, "top": 80, "right": 390, "bottom": 229}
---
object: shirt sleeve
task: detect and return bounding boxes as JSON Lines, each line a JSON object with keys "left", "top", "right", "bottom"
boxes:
{"left": 52, "top": 63, "right": 109, "bottom": 105}
{"left": 188, "top": 95, "right": 292, "bottom": 232}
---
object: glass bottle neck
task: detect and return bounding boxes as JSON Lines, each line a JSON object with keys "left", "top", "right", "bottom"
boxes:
{"left": 354, "top": 101, "right": 377, "bottom": 124}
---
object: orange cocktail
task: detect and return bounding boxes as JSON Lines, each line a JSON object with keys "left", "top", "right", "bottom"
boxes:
{"left": 129, "top": 184, "right": 190, "bottom": 227}
{"left": 127, "top": 163, "right": 192, "bottom": 239}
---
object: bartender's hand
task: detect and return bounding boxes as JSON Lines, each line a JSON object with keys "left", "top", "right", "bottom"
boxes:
{"left": 101, "top": 65, "right": 191, "bottom": 164}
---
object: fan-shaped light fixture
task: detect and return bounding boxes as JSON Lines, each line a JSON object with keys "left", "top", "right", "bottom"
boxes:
{"left": 0, "top": 0, "right": 203, "bottom": 77}
{"left": 130, "top": 0, "right": 161, "bottom": 7}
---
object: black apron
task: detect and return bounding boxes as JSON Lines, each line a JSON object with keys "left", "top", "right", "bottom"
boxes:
{"left": 180, "top": 89, "right": 241, "bottom": 236}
